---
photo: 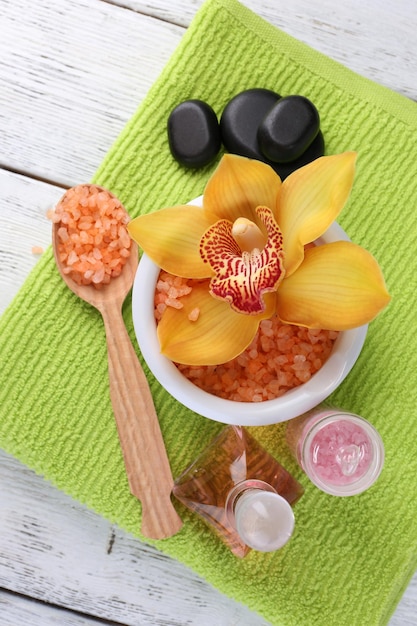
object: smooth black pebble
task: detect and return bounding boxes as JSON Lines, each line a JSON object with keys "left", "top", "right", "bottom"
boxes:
{"left": 258, "top": 95, "right": 320, "bottom": 163}
{"left": 220, "top": 88, "right": 281, "bottom": 159}
{"left": 167, "top": 100, "right": 221, "bottom": 168}
{"left": 271, "top": 131, "right": 325, "bottom": 180}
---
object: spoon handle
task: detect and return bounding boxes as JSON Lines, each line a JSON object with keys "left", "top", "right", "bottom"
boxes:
{"left": 101, "top": 301, "right": 183, "bottom": 540}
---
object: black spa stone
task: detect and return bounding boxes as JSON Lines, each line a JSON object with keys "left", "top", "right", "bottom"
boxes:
{"left": 271, "top": 131, "right": 325, "bottom": 180}
{"left": 167, "top": 100, "right": 221, "bottom": 168}
{"left": 220, "top": 88, "right": 281, "bottom": 159}
{"left": 258, "top": 95, "right": 320, "bottom": 163}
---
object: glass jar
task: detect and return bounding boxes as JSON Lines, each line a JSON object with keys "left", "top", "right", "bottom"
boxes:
{"left": 286, "top": 407, "right": 385, "bottom": 496}
{"left": 172, "top": 425, "right": 304, "bottom": 557}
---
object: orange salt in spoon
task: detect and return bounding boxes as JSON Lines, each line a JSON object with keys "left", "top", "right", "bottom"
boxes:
{"left": 52, "top": 184, "right": 182, "bottom": 540}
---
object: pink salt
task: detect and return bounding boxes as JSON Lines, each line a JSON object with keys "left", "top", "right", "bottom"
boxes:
{"left": 188, "top": 307, "right": 200, "bottom": 321}
{"left": 309, "top": 420, "right": 372, "bottom": 485}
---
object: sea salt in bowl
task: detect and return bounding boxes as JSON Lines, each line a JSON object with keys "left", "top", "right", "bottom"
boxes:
{"left": 131, "top": 200, "right": 367, "bottom": 427}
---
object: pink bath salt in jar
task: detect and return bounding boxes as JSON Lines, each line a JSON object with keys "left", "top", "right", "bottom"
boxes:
{"left": 286, "top": 408, "right": 385, "bottom": 496}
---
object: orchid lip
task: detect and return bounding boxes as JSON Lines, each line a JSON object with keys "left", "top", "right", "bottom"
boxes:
{"left": 200, "top": 206, "right": 285, "bottom": 315}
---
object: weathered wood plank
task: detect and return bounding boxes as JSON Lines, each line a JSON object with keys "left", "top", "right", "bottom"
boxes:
{"left": 0, "top": 590, "right": 114, "bottom": 626}
{"left": 0, "top": 171, "right": 59, "bottom": 315}
{"left": 0, "top": 449, "right": 270, "bottom": 625}
{"left": 114, "top": 0, "right": 417, "bottom": 100}
{"left": 1, "top": 0, "right": 416, "bottom": 192}
{"left": 1, "top": 0, "right": 183, "bottom": 187}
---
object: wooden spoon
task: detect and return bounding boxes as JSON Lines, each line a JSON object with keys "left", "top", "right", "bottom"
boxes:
{"left": 52, "top": 185, "right": 182, "bottom": 540}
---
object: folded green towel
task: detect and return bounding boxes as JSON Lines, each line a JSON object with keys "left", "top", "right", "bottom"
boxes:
{"left": 1, "top": 0, "right": 416, "bottom": 624}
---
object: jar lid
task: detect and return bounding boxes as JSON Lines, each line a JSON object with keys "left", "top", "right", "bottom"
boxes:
{"left": 234, "top": 490, "right": 294, "bottom": 552}
{"left": 302, "top": 412, "right": 385, "bottom": 496}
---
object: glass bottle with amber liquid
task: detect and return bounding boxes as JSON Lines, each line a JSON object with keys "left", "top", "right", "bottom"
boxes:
{"left": 172, "top": 425, "right": 304, "bottom": 557}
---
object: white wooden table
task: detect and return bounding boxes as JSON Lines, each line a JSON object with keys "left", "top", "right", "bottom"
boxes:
{"left": 1, "top": 1, "right": 416, "bottom": 624}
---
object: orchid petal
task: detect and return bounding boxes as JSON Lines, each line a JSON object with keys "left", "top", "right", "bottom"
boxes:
{"left": 277, "top": 152, "right": 357, "bottom": 276}
{"left": 128, "top": 205, "right": 213, "bottom": 278}
{"left": 203, "top": 154, "right": 281, "bottom": 225}
{"left": 157, "top": 281, "right": 276, "bottom": 365}
{"left": 200, "top": 207, "right": 285, "bottom": 314}
{"left": 276, "top": 241, "right": 390, "bottom": 329}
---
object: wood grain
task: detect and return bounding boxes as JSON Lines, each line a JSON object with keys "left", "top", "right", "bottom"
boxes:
{"left": 0, "top": 0, "right": 416, "bottom": 623}
{"left": 51, "top": 187, "right": 182, "bottom": 539}
{"left": 0, "top": 450, "right": 269, "bottom": 625}
{"left": 0, "top": 590, "right": 111, "bottom": 626}
{"left": 1, "top": 0, "right": 183, "bottom": 187}
{"left": 102, "top": 294, "right": 183, "bottom": 538}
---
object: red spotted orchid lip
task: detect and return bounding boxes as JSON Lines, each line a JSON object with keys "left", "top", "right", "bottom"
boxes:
{"left": 200, "top": 206, "right": 285, "bottom": 315}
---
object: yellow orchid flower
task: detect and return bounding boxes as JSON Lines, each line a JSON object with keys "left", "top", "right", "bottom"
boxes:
{"left": 128, "top": 153, "right": 390, "bottom": 365}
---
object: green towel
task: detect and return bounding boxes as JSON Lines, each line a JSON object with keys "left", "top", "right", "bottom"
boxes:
{"left": 1, "top": 0, "right": 416, "bottom": 624}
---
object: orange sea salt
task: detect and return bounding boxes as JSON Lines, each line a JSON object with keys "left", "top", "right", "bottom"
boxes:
{"left": 154, "top": 271, "right": 193, "bottom": 320}
{"left": 52, "top": 185, "right": 131, "bottom": 288}
{"left": 154, "top": 271, "right": 338, "bottom": 402}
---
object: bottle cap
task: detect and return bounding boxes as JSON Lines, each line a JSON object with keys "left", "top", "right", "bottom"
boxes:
{"left": 234, "top": 489, "right": 294, "bottom": 552}
{"left": 302, "top": 412, "right": 385, "bottom": 496}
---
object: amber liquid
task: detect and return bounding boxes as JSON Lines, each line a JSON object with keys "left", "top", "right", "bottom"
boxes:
{"left": 172, "top": 426, "right": 304, "bottom": 557}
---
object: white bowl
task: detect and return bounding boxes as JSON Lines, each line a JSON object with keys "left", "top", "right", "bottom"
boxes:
{"left": 131, "top": 197, "right": 367, "bottom": 426}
